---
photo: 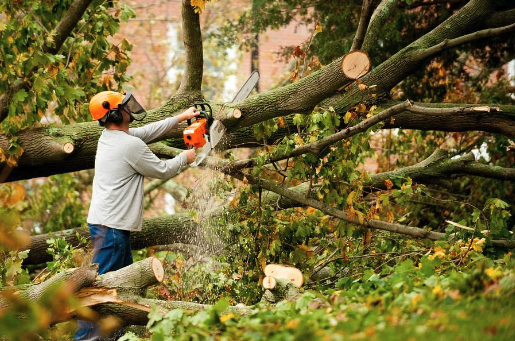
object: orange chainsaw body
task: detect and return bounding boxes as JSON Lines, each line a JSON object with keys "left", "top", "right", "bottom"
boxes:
{"left": 183, "top": 118, "right": 208, "bottom": 148}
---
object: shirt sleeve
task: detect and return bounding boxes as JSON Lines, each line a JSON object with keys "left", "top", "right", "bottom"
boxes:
{"left": 129, "top": 117, "right": 179, "bottom": 143}
{"left": 130, "top": 140, "right": 188, "bottom": 179}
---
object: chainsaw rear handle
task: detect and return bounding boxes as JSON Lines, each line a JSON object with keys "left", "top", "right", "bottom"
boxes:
{"left": 187, "top": 102, "right": 213, "bottom": 127}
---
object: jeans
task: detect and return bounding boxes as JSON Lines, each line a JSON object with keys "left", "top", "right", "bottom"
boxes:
{"left": 75, "top": 224, "right": 133, "bottom": 341}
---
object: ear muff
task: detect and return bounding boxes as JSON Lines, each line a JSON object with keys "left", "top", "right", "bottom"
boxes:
{"left": 106, "top": 109, "right": 123, "bottom": 125}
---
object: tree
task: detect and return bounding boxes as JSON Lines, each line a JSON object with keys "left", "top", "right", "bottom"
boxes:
{"left": 1, "top": 0, "right": 515, "bottom": 339}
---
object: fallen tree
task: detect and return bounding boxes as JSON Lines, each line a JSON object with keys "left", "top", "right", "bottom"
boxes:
{"left": 1, "top": 257, "right": 252, "bottom": 329}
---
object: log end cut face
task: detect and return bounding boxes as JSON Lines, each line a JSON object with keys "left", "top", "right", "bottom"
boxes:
{"left": 341, "top": 50, "right": 371, "bottom": 79}
{"left": 151, "top": 257, "right": 165, "bottom": 283}
{"left": 264, "top": 264, "right": 303, "bottom": 287}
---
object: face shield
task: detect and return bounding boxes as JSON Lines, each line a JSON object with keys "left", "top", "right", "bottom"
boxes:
{"left": 119, "top": 91, "right": 147, "bottom": 122}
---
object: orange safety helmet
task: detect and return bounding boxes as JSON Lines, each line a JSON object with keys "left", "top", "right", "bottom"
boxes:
{"left": 89, "top": 91, "right": 124, "bottom": 121}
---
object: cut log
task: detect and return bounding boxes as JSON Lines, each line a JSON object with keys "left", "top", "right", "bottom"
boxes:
{"left": 264, "top": 264, "right": 303, "bottom": 287}
{"left": 262, "top": 276, "right": 277, "bottom": 290}
{"left": 1, "top": 257, "right": 252, "bottom": 328}
{"left": 340, "top": 50, "right": 370, "bottom": 79}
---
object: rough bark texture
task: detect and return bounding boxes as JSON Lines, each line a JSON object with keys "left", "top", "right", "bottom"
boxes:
{"left": 261, "top": 278, "right": 300, "bottom": 304}
{"left": 178, "top": 0, "right": 203, "bottom": 95}
{"left": 1, "top": 258, "right": 252, "bottom": 326}
{"left": 21, "top": 213, "right": 221, "bottom": 266}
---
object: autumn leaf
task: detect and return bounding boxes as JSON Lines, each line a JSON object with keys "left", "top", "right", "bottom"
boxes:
{"left": 220, "top": 312, "right": 234, "bottom": 323}
{"left": 386, "top": 211, "right": 394, "bottom": 223}
{"left": 485, "top": 267, "right": 502, "bottom": 279}
{"left": 277, "top": 116, "right": 285, "bottom": 128}
{"left": 384, "top": 179, "right": 394, "bottom": 190}
{"left": 191, "top": 0, "right": 206, "bottom": 13}
{"left": 293, "top": 45, "right": 306, "bottom": 58}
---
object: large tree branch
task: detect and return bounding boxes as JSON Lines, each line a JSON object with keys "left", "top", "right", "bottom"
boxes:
{"left": 0, "top": 0, "right": 94, "bottom": 123}
{"left": 227, "top": 169, "right": 515, "bottom": 248}
{"left": 177, "top": 0, "right": 203, "bottom": 95}
{"left": 383, "top": 102, "right": 515, "bottom": 137}
{"left": 215, "top": 50, "right": 370, "bottom": 131}
{"left": 361, "top": 0, "right": 398, "bottom": 52}
{"left": 366, "top": 149, "right": 515, "bottom": 189}
{"left": 223, "top": 102, "right": 504, "bottom": 171}
{"left": 350, "top": 0, "right": 381, "bottom": 52}
{"left": 21, "top": 213, "right": 221, "bottom": 266}
{"left": 414, "top": 23, "right": 515, "bottom": 61}
{"left": 323, "top": 0, "right": 514, "bottom": 111}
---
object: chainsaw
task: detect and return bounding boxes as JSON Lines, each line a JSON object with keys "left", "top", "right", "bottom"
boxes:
{"left": 183, "top": 71, "right": 260, "bottom": 167}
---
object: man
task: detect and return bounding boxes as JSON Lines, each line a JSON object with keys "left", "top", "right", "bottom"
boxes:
{"left": 75, "top": 91, "right": 198, "bottom": 340}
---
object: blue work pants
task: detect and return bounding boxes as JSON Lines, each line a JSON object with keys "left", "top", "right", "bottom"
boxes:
{"left": 74, "top": 224, "right": 133, "bottom": 340}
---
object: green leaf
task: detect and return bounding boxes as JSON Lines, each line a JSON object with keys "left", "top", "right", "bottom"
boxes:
{"left": 12, "top": 89, "right": 28, "bottom": 102}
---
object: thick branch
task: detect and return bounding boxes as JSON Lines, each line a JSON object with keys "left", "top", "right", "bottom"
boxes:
{"left": 383, "top": 102, "right": 515, "bottom": 137}
{"left": 351, "top": 0, "right": 381, "bottom": 51}
{"left": 361, "top": 0, "right": 398, "bottom": 52}
{"left": 21, "top": 213, "right": 220, "bottom": 266}
{"left": 217, "top": 50, "right": 370, "bottom": 131}
{"left": 415, "top": 23, "right": 515, "bottom": 61}
{"left": 178, "top": 0, "right": 203, "bottom": 94}
{"left": 224, "top": 102, "right": 505, "bottom": 171}
{"left": 225, "top": 100, "right": 413, "bottom": 171}
{"left": 367, "top": 149, "right": 515, "bottom": 189}
{"left": 226, "top": 169, "right": 515, "bottom": 248}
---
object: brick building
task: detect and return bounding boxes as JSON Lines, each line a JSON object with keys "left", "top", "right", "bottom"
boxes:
{"left": 120, "top": 0, "right": 311, "bottom": 109}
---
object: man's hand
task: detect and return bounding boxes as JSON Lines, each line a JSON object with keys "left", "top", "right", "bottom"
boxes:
{"left": 178, "top": 107, "right": 199, "bottom": 122}
{"left": 184, "top": 149, "right": 197, "bottom": 164}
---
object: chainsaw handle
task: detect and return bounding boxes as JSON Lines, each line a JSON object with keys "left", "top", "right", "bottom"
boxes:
{"left": 186, "top": 110, "right": 210, "bottom": 127}
{"left": 186, "top": 102, "right": 213, "bottom": 127}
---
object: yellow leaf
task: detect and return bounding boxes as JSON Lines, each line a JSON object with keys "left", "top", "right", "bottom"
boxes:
{"left": 485, "top": 267, "right": 502, "bottom": 279}
{"left": 220, "top": 312, "right": 234, "bottom": 323}
{"left": 472, "top": 238, "right": 486, "bottom": 252}
{"left": 432, "top": 285, "right": 445, "bottom": 297}
{"left": 344, "top": 111, "right": 352, "bottom": 124}
{"left": 315, "top": 24, "right": 323, "bottom": 33}
{"left": 433, "top": 246, "right": 446, "bottom": 259}
{"left": 191, "top": 0, "right": 206, "bottom": 13}
{"left": 346, "top": 191, "right": 356, "bottom": 206}
{"left": 357, "top": 211, "right": 364, "bottom": 225}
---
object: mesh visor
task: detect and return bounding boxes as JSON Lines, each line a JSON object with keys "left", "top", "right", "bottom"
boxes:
{"left": 119, "top": 91, "right": 147, "bottom": 121}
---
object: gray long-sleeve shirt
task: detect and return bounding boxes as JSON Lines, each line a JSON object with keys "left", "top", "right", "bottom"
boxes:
{"left": 87, "top": 117, "right": 187, "bottom": 231}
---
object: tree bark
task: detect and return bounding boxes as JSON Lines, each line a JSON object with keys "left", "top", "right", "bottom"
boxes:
{"left": 21, "top": 213, "right": 221, "bottom": 266}
{"left": 2, "top": 258, "right": 251, "bottom": 327}
{"left": 261, "top": 278, "right": 299, "bottom": 304}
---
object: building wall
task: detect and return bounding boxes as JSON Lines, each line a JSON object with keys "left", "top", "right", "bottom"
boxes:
{"left": 119, "top": 0, "right": 311, "bottom": 108}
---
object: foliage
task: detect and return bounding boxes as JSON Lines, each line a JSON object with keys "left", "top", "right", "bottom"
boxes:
{"left": 126, "top": 250, "right": 515, "bottom": 340}
{"left": 23, "top": 173, "right": 88, "bottom": 233}
{"left": 42, "top": 233, "right": 89, "bottom": 279}
{"left": 0, "top": 0, "right": 136, "bottom": 164}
